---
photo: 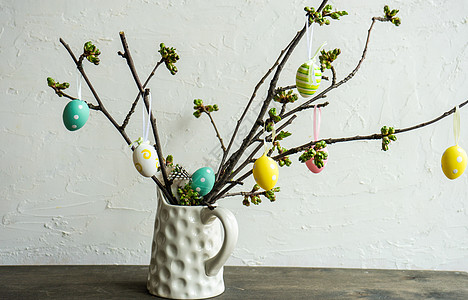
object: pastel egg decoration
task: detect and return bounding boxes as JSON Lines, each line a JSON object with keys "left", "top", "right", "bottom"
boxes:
{"left": 63, "top": 99, "right": 90, "bottom": 131}
{"left": 441, "top": 145, "right": 467, "bottom": 180}
{"left": 295, "top": 61, "right": 322, "bottom": 98}
{"left": 252, "top": 154, "right": 279, "bottom": 191}
{"left": 133, "top": 142, "right": 159, "bottom": 177}
{"left": 306, "top": 147, "right": 328, "bottom": 174}
{"left": 190, "top": 167, "right": 215, "bottom": 196}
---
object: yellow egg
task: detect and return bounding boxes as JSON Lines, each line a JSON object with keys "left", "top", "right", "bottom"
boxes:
{"left": 252, "top": 154, "right": 279, "bottom": 190}
{"left": 441, "top": 145, "right": 467, "bottom": 180}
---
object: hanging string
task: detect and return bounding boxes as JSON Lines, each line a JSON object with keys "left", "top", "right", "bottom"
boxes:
{"left": 76, "top": 71, "right": 82, "bottom": 100}
{"left": 143, "top": 92, "right": 152, "bottom": 143}
{"left": 305, "top": 15, "right": 314, "bottom": 60}
{"left": 262, "top": 121, "right": 276, "bottom": 155}
{"left": 313, "top": 105, "right": 321, "bottom": 142}
{"left": 454, "top": 105, "right": 460, "bottom": 146}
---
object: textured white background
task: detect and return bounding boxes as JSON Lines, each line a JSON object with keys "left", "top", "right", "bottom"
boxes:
{"left": 1, "top": 0, "right": 468, "bottom": 271}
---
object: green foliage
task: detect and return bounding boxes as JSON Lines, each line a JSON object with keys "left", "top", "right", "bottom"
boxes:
{"left": 305, "top": 5, "right": 348, "bottom": 26}
{"left": 380, "top": 126, "right": 397, "bottom": 151}
{"left": 274, "top": 131, "right": 291, "bottom": 142}
{"left": 83, "top": 41, "right": 101, "bottom": 65}
{"left": 47, "top": 77, "right": 70, "bottom": 96}
{"left": 193, "top": 99, "right": 219, "bottom": 118}
{"left": 242, "top": 185, "right": 281, "bottom": 206}
{"left": 165, "top": 155, "right": 174, "bottom": 167}
{"left": 384, "top": 5, "right": 401, "bottom": 26}
{"left": 274, "top": 90, "right": 298, "bottom": 104}
{"left": 159, "top": 43, "right": 180, "bottom": 75}
{"left": 319, "top": 48, "right": 341, "bottom": 71}
{"left": 268, "top": 108, "right": 281, "bottom": 123}
{"left": 299, "top": 140, "right": 328, "bottom": 168}
{"left": 177, "top": 183, "right": 203, "bottom": 206}
{"left": 276, "top": 144, "right": 292, "bottom": 167}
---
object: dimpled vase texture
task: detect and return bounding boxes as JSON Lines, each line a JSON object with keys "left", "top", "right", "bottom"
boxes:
{"left": 147, "top": 190, "right": 238, "bottom": 299}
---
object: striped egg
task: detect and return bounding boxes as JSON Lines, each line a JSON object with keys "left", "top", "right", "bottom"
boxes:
{"left": 252, "top": 154, "right": 279, "bottom": 191}
{"left": 295, "top": 61, "right": 322, "bottom": 98}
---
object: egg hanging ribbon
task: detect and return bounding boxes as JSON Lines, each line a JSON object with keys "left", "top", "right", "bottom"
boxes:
{"left": 131, "top": 92, "right": 159, "bottom": 177}
{"left": 441, "top": 106, "right": 467, "bottom": 180}
{"left": 296, "top": 16, "right": 327, "bottom": 98}
{"left": 306, "top": 105, "right": 328, "bottom": 173}
{"left": 63, "top": 72, "right": 89, "bottom": 131}
{"left": 252, "top": 122, "right": 279, "bottom": 191}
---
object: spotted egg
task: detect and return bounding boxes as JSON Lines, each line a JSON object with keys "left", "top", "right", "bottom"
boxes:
{"left": 295, "top": 61, "right": 322, "bottom": 98}
{"left": 63, "top": 99, "right": 90, "bottom": 131}
{"left": 306, "top": 147, "right": 328, "bottom": 174}
{"left": 441, "top": 145, "right": 467, "bottom": 180}
{"left": 252, "top": 154, "right": 279, "bottom": 191}
{"left": 133, "top": 142, "right": 159, "bottom": 177}
{"left": 190, "top": 167, "right": 215, "bottom": 196}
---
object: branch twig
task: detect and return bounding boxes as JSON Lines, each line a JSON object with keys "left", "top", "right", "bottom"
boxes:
{"left": 117, "top": 31, "right": 175, "bottom": 204}
{"left": 204, "top": 108, "right": 226, "bottom": 152}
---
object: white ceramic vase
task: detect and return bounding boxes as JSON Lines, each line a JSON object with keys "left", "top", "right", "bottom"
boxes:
{"left": 147, "top": 189, "right": 238, "bottom": 299}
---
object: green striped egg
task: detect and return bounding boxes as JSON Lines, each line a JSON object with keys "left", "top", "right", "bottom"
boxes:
{"left": 295, "top": 61, "right": 322, "bottom": 98}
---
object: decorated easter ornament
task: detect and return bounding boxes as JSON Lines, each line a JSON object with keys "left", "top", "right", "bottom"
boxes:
{"left": 306, "top": 105, "right": 328, "bottom": 173}
{"left": 252, "top": 123, "right": 279, "bottom": 190}
{"left": 63, "top": 73, "right": 89, "bottom": 131}
{"left": 131, "top": 92, "right": 159, "bottom": 177}
{"left": 441, "top": 106, "right": 467, "bottom": 179}
{"left": 295, "top": 17, "right": 326, "bottom": 98}
{"left": 190, "top": 167, "right": 215, "bottom": 196}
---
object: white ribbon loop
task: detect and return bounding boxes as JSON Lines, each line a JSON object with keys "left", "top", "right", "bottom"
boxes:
{"left": 76, "top": 71, "right": 82, "bottom": 100}
{"left": 454, "top": 105, "right": 460, "bottom": 146}
{"left": 263, "top": 122, "right": 276, "bottom": 156}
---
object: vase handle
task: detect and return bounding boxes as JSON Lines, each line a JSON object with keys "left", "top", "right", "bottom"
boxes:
{"left": 200, "top": 207, "right": 238, "bottom": 277}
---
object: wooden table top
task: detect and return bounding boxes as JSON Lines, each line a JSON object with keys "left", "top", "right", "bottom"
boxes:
{"left": 1, "top": 265, "right": 467, "bottom": 299}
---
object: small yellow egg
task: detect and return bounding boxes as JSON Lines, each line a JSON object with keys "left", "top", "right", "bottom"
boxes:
{"left": 441, "top": 145, "right": 467, "bottom": 180}
{"left": 252, "top": 154, "right": 279, "bottom": 190}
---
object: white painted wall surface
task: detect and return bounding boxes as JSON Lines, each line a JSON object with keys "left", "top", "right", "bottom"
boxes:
{"left": 1, "top": 0, "right": 468, "bottom": 271}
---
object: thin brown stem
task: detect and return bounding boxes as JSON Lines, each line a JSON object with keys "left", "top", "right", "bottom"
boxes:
{"left": 204, "top": 110, "right": 226, "bottom": 153}
{"left": 121, "top": 59, "right": 164, "bottom": 130}
{"left": 59, "top": 37, "right": 170, "bottom": 199}
{"left": 274, "top": 99, "right": 468, "bottom": 160}
{"left": 217, "top": 30, "right": 298, "bottom": 176}
{"left": 50, "top": 87, "right": 101, "bottom": 110}
{"left": 59, "top": 38, "right": 131, "bottom": 144}
{"left": 282, "top": 17, "right": 381, "bottom": 121}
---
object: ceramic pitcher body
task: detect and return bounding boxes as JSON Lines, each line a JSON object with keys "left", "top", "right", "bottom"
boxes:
{"left": 147, "top": 190, "right": 238, "bottom": 299}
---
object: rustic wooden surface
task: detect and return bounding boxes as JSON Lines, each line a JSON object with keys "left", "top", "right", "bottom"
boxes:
{"left": 0, "top": 265, "right": 467, "bottom": 299}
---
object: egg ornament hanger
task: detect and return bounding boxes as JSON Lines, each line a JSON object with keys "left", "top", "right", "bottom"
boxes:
{"left": 306, "top": 105, "right": 328, "bottom": 173}
{"left": 252, "top": 123, "right": 279, "bottom": 191}
{"left": 441, "top": 106, "right": 467, "bottom": 180}
{"left": 63, "top": 73, "right": 89, "bottom": 131}
{"left": 131, "top": 92, "right": 159, "bottom": 178}
{"left": 295, "top": 16, "right": 326, "bottom": 98}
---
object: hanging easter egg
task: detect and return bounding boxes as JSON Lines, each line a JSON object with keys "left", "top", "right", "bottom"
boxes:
{"left": 441, "top": 145, "right": 467, "bottom": 180}
{"left": 133, "top": 142, "right": 159, "bottom": 177}
{"left": 63, "top": 99, "right": 90, "bottom": 131}
{"left": 295, "top": 61, "right": 322, "bottom": 98}
{"left": 190, "top": 167, "right": 215, "bottom": 196}
{"left": 252, "top": 154, "right": 279, "bottom": 191}
{"left": 306, "top": 147, "right": 328, "bottom": 174}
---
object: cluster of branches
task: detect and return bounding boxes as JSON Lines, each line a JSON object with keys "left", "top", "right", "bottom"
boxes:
{"left": 48, "top": 0, "right": 467, "bottom": 207}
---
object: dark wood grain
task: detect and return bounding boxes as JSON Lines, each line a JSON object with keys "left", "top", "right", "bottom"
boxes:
{"left": 0, "top": 266, "right": 467, "bottom": 300}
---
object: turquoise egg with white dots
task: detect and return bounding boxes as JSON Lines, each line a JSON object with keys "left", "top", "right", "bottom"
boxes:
{"left": 190, "top": 167, "right": 215, "bottom": 196}
{"left": 63, "top": 99, "right": 90, "bottom": 131}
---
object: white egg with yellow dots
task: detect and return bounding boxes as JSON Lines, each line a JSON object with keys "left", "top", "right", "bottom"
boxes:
{"left": 252, "top": 154, "right": 279, "bottom": 191}
{"left": 133, "top": 142, "right": 159, "bottom": 177}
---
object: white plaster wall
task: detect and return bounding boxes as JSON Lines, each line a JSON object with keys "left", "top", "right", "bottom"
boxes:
{"left": 1, "top": 0, "right": 468, "bottom": 271}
